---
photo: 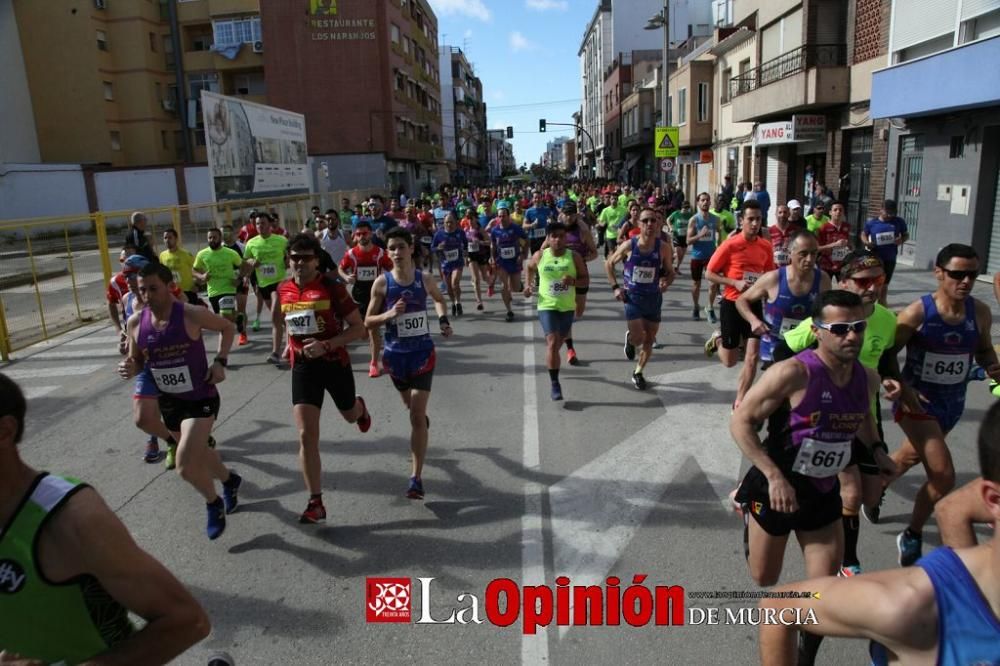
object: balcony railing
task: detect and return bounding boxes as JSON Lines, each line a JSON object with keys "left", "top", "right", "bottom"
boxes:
{"left": 729, "top": 43, "right": 846, "bottom": 99}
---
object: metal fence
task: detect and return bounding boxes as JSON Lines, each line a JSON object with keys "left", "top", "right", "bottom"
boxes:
{"left": 0, "top": 189, "right": 376, "bottom": 360}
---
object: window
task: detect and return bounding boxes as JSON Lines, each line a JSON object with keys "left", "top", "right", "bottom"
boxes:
{"left": 721, "top": 67, "right": 731, "bottom": 103}
{"left": 949, "top": 136, "right": 965, "bottom": 159}
{"left": 110, "top": 131, "right": 122, "bottom": 151}
{"left": 154, "top": 82, "right": 162, "bottom": 104}
{"left": 188, "top": 73, "right": 219, "bottom": 113}
{"left": 698, "top": 82, "right": 709, "bottom": 122}
{"left": 395, "top": 71, "right": 404, "bottom": 91}
{"left": 163, "top": 36, "right": 175, "bottom": 69}
{"left": 212, "top": 17, "right": 262, "bottom": 46}
{"left": 149, "top": 32, "right": 158, "bottom": 52}
{"left": 678, "top": 88, "right": 687, "bottom": 125}
{"left": 391, "top": 23, "right": 400, "bottom": 44}
{"left": 161, "top": 131, "right": 169, "bottom": 150}
{"left": 103, "top": 81, "right": 114, "bottom": 100}
{"left": 403, "top": 36, "right": 410, "bottom": 54}
{"left": 233, "top": 72, "right": 266, "bottom": 96}
{"left": 97, "top": 29, "right": 108, "bottom": 51}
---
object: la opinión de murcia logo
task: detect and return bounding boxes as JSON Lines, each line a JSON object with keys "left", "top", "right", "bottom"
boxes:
{"left": 366, "top": 577, "right": 411, "bottom": 623}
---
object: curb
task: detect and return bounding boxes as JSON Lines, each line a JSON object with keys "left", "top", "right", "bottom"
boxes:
{"left": 0, "top": 268, "right": 69, "bottom": 290}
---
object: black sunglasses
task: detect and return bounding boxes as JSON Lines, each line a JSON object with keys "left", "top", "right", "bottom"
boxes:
{"left": 940, "top": 268, "right": 979, "bottom": 281}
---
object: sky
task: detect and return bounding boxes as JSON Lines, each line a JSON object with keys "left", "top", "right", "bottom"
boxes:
{"left": 426, "top": 0, "right": 596, "bottom": 168}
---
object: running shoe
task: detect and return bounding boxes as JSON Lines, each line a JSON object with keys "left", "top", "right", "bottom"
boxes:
{"left": 164, "top": 442, "right": 178, "bottom": 470}
{"left": 356, "top": 396, "right": 371, "bottom": 433}
{"left": 652, "top": 339, "right": 665, "bottom": 350}
{"left": 704, "top": 331, "right": 720, "bottom": 357}
{"left": 567, "top": 349, "right": 579, "bottom": 365}
{"left": 369, "top": 361, "right": 380, "bottom": 378}
{"left": 488, "top": 284, "right": 495, "bottom": 297}
{"left": 451, "top": 304, "right": 457, "bottom": 316}
{"left": 862, "top": 487, "right": 885, "bottom": 524}
{"left": 206, "top": 498, "right": 226, "bottom": 540}
{"left": 476, "top": 302, "right": 484, "bottom": 311}
{"left": 299, "top": 497, "right": 327, "bottom": 524}
{"left": 897, "top": 530, "right": 922, "bottom": 567}
{"left": 550, "top": 382, "right": 563, "bottom": 401}
{"left": 505, "top": 311, "right": 515, "bottom": 322}
{"left": 143, "top": 437, "right": 161, "bottom": 464}
{"left": 251, "top": 318, "right": 261, "bottom": 332}
{"left": 707, "top": 307, "right": 718, "bottom": 325}
{"left": 407, "top": 476, "right": 425, "bottom": 500}
{"left": 624, "top": 330, "right": 636, "bottom": 360}
{"left": 238, "top": 332, "right": 249, "bottom": 346}
{"left": 456, "top": 303, "right": 463, "bottom": 316}
{"left": 266, "top": 352, "right": 283, "bottom": 366}
{"left": 838, "top": 564, "right": 862, "bottom": 577}
{"left": 222, "top": 472, "right": 242, "bottom": 514}
{"left": 631, "top": 372, "right": 647, "bottom": 390}
{"left": 692, "top": 306, "right": 701, "bottom": 321}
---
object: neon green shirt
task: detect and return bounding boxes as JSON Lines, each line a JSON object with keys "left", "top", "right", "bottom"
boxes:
{"left": 193, "top": 246, "right": 243, "bottom": 297}
{"left": 537, "top": 248, "right": 577, "bottom": 312}
{"left": 712, "top": 208, "right": 737, "bottom": 242}
{"left": 243, "top": 234, "right": 288, "bottom": 287}
{"left": 806, "top": 214, "right": 830, "bottom": 233}
{"left": 586, "top": 195, "right": 599, "bottom": 211}
{"left": 783, "top": 303, "right": 897, "bottom": 370}
{"left": 600, "top": 205, "right": 625, "bottom": 239}
{"left": 159, "top": 248, "right": 196, "bottom": 291}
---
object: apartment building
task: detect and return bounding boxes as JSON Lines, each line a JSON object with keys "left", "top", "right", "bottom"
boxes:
{"left": 439, "top": 46, "right": 488, "bottom": 185}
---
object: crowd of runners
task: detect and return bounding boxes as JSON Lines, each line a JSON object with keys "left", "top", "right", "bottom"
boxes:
{"left": 2, "top": 180, "right": 999, "bottom": 664}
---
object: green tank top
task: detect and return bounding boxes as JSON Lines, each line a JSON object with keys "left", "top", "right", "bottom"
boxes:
{"left": 0, "top": 473, "right": 134, "bottom": 664}
{"left": 537, "top": 248, "right": 577, "bottom": 312}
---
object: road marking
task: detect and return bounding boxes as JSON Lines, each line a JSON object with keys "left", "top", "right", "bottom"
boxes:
{"left": 521, "top": 313, "right": 548, "bottom": 664}
{"left": 549, "top": 363, "right": 744, "bottom": 636}
{"left": 2, "top": 364, "right": 106, "bottom": 380}
{"left": 23, "top": 385, "right": 59, "bottom": 400}
{"left": 61, "top": 335, "right": 120, "bottom": 346}
{"left": 32, "top": 348, "right": 122, "bottom": 360}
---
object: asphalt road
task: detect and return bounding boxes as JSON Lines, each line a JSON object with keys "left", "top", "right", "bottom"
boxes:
{"left": 3, "top": 261, "right": 997, "bottom": 665}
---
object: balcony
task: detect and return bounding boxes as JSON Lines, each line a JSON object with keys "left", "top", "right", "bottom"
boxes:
{"left": 182, "top": 45, "right": 263, "bottom": 72}
{"left": 729, "top": 44, "right": 848, "bottom": 123}
{"left": 622, "top": 128, "right": 653, "bottom": 150}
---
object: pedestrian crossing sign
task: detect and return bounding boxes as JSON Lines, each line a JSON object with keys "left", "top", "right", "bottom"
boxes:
{"left": 655, "top": 127, "right": 679, "bottom": 158}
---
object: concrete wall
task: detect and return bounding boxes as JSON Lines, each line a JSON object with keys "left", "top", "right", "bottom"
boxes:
{"left": 0, "top": 164, "right": 89, "bottom": 221}
{"left": 184, "top": 167, "right": 214, "bottom": 205}
{"left": 94, "top": 169, "right": 180, "bottom": 213}
{"left": 314, "top": 153, "right": 389, "bottom": 193}
{"left": 0, "top": 0, "right": 40, "bottom": 164}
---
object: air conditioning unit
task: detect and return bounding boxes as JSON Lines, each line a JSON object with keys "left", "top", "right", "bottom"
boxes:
{"left": 252, "top": 41, "right": 264, "bottom": 53}
{"left": 162, "top": 99, "right": 176, "bottom": 112}
{"left": 94, "top": 0, "right": 106, "bottom": 9}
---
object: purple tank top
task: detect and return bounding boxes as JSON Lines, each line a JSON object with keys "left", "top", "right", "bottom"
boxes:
{"left": 138, "top": 300, "right": 216, "bottom": 400}
{"left": 780, "top": 349, "right": 870, "bottom": 491}
{"left": 565, "top": 224, "right": 587, "bottom": 255}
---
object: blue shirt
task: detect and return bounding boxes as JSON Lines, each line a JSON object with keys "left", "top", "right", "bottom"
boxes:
{"left": 864, "top": 216, "right": 907, "bottom": 262}
{"left": 525, "top": 206, "right": 555, "bottom": 240}
{"left": 370, "top": 214, "right": 397, "bottom": 248}
{"left": 490, "top": 224, "right": 527, "bottom": 264}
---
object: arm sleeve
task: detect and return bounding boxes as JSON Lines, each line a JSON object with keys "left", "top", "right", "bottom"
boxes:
{"left": 782, "top": 317, "right": 817, "bottom": 353}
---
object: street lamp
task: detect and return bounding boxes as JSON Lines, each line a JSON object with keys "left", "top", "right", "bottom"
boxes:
{"left": 645, "top": 1, "right": 669, "bottom": 187}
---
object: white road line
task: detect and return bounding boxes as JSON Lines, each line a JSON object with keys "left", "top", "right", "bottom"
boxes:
{"left": 2, "top": 364, "right": 105, "bottom": 380}
{"left": 521, "top": 314, "right": 548, "bottom": 665}
{"left": 61, "top": 335, "right": 120, "bottom": 346}
{"left": 23, "top": 385, "right": 59, "bottom": 400}
{"left": 31, "top": 348, "right": 121, "bottom": 360}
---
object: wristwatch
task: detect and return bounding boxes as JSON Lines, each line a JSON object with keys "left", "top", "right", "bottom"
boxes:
{"left": 213, "top": 356, "right": 228, "bottom": 368}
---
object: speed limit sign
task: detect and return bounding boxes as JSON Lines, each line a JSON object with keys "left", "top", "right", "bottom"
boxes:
{"left": 659, "top": 158, "right": 674, "bottom": 173}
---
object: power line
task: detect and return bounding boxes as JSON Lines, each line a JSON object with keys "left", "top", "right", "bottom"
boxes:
{"left": 487, "top": 98, "right": 581, "bottom": 110}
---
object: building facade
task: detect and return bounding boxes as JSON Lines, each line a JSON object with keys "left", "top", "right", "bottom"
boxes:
{"left": 439, "top": 46, "right": 487, "bottom": 185}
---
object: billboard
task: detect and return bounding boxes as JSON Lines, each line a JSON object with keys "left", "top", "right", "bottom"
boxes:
{"left": 201, "top": 91, "right": 309, "bottom": 201}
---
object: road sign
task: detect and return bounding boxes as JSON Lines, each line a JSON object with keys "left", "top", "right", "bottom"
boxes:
{"left": 654, "top": 126, "right": 679, "bottom": 158}
{"left": 659, "top": 158, "right": 674, "bottom": 172}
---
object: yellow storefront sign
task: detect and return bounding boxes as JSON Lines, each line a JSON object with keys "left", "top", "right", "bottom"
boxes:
{"left": 654, "top": 126, "right": 679, "bottom": 158}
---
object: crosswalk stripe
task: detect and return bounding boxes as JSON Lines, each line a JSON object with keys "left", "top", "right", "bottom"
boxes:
{"left": 23, "top": 385, "right": 59, "bottom": 399}
{"left": 32, "top": 349, "right": 121, "bottom": 360}
{"left": 3, "top": 364, "right": 106, "bottom": 380}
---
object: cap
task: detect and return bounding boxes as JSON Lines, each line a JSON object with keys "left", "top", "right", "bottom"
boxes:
{"left": 647, "top": 196, "right": 657, "bottom": 204}
{"left": 787, "top": 199, "right": 803, "bottom": 210}
{"left": 562, "top": 200, "right": 578, "bottom": 214}
{"left": 123, "top": 254, "right": 149, "bottom": 274}
{"left": 497, "top": 201, "right": 510, "bottom": 211}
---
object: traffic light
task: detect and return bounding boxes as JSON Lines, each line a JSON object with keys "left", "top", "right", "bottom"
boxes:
{"left": 539, "top": 119, "right": 546, "bottom": 133}
{"left": 506, "top": 126, "right": 513, "bottom": 139}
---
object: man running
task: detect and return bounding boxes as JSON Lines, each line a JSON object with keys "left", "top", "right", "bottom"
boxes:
{"left": 490, "top": 202, "right": 529, "bottom": 322}
{"left": 757, "top": 401, "right": 1000, "bottom": 666}
{"left": 667, "top": 200, "right": 692, "bottom": 274}
{"left": 242, "top": 212, "right": 289, "bottom": 365}
{"left": 705, "top": 200, "right": 776, "bottom": 409}
{"left": 816, "top": 201, "right": 852, "bottom": 281}
{"left": 888, "top": 243, "right": 1000, "bottom": 565}
{"left": 221, "top": 224, "right": 250, "bottom": 345}
{"left": 605, "top": 208, "right": 674, "bottom": 389}
{"left": 525, "top": 221, "right": 586, "bottom": 401}
{"left": 159, "top": 229, "right": 199, "bottom": 305}
{"left": 768, "top": 204, "right": 796, "bottom": 268}
{"left": 118, "top": 263, "right": 242, "bottom": 539}
{"left": 193, "top": 228, "right": 245, "bottom": 345}
{"left": 686, "top": 192, "right": 721, "bottom": 323}
{"left": 555, "top": 200, "right": 597, "bottom": 365}
{"left": 598, "top": 191, "right": 625, "bottom": 258}
{"left": 338, "top": 220, "right": 394, "bottom": 378}
{"left": 0, "top": 373, "right": 210, "bottom": 663}
{"left": 524, "top": 192, "right": 555, "bottom": 258}
{"left": 861, "top": 199, "right": 908, "bottom": 306}
{"left": 366, "top": 228, "right": 452, "bottom": 500}
{"left": 432, "top": 212, "right": 467, "bottom": 316}
{"left": 278, "top": 234, "right": 372, "bottom": 524}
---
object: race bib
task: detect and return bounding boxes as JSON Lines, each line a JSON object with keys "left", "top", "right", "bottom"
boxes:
{"left": 468, "top": 240, "right": 480, "bottom": 253}
{"left": 396, "top": 310, "right": 428, "bottom": 338}
{"left": 532, "top": 227, "right": 547, "bottom": 239}
{"left": 548, "top": 280, "right": 572, "bottom": 296}
{"left": 259, "top": 263, "right": 278, "bottom": 279}
{"left": 632, "top": 266, "right": 656, "bottom": 284}
{"left": 779, "top": 317, "right": 803, "bottom": 336}
{"left": 218, "top": 295, "right": 236, "bottom": 311}
{"left": 919, "top": 352, "right": 968, "bottom": 386}
{"left": 500, "top": 246, "right": 516, "bottom": 260}
{"left": 357, "top": 266, "right": 377, "bottom": 281}
{"left": 743, "top": 272, "right": 761, "bottom": 286}
{"left": 792, "top": 438, "right": 852, "bottom": 478}
{"left": 832, "top": 246, "right": 850, "bottom": 261}
{"left": 420, "top": 236, "right": 433, "bottom": 246}
{"left": 444, "top": 249, "right": 460, "bottom": 262}
{"left": 285, "top": 310, "right": 319, "bottom": 336}
{"left": 773, "top": 250, "right": 790, "bottom": 266}
{"left": 875, "top": 231, "right": 895, "bottom": 246}
{"left": 152, "top": 365, "right": 192, "bottom": 394}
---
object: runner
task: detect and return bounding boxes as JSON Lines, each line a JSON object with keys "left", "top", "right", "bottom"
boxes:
{"left": 861, "top": 199, "right": 909, "bottom": 306}
{"left": 615, "top": 201, "right": 642, "bottom": 245}
{"left": 193, "top": 228, "right": 245, "bottom": 346}
{"left": 464, "top": 214, "right": 491, "bottom": 311}
{"left": 605, "top": 208, "right": 674, "bottom": 389}
{"left": 816, "top": 201, "right": 853, "bottom": 281}
{"left": 117, "top": 262, "right": 242, "bottom": 539}
{"left": 221, "top": 224, "right": 250, "bottom": 345}
{"left": 0, "top": 373, "right": 211, "bottom": 663}
{"left": 686, "top": 192, "right": 722, "bottom": 322}
{"left": 554, "top": 200, "right": 597, "bottom": 366}
{"left": 888, "top": 243, "right": 1000, "bottom": 565}
{"left": 278, "top": 234, "right": 371, "bottom": 524}
{"left": 318, "top": 210, "right": 348, "bottom": 264}
{"left": 704, "top": 200, "right": 776, "bottom": 408}
{"left": 767, "top": 204, "right": 797, "bottom": 268}
{"left": 123, "top": 211, "right": 156, "bottom": 262}
{"left": 804, "top": 201, "right": 830, "bottom": 233}
{"left": 159, "top": 229, "right": 199, "bottom": 305}
{"left": 668, "top": 200, "right": 692, "bottom": 274}
{"left": 598, "top": 191, "right": 625, "bottom": 258}
{"left": 242, "top": 212, "right": 289, "bottom": 365}
{"left": 525, "top": 221, "right": 586, "bottom": 401}
{"left": 524, "top": 192, "right": 555, "bottom": 257}
{"left": 757, "top": 402, "right": 1000, "bottom": 666}
{"left": 432, "top": 212, "right": 467, "bottom": 316}
{"left": 338, "top": 220, "right": 394, "bottom": 378}
{"left": 732, "top": 290, "right": 893, "bottom": 663}
{"left": 489, "top": 202, "right": 529, "bottom": 322}
{"left": 365, "top": 228, "right": 453, "bottom": 499}
{"left": 107, "top": 244, "right": 139, "bottom": 342}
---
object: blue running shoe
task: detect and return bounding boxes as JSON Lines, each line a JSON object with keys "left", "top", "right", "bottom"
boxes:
{"left": 222, "top": 472, "right": 242, "bottom": 514}
{"left": 407, "top": 476, "right": 425, "bottom": 500}
{"left": 897, "top": 529, "right": 922, "bottom": 567}
{"left": 206, "top": 498, "right": 226, "bottom": 540}
{"left": 550, "top": 381, "right": 563, "bottom": 401}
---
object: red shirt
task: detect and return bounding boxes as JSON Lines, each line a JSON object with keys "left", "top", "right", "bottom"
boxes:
{"left": 417, "top": 212, "right": 434, "bottom": 231}
{"left": 768, "top": 224, "right": 797, "bottom": 267}
{"left": 817, "top": 221, "right": 852, "bottom": 273}
{"left": 339, "top": 245, "right": 393, "bottom": 280}
{"left": 707, "top": 233, "right": 776, "bottom": 301}
{"left": 106, "top": 273, "right": 129, "bottom": 304}
{"left": 238, "top": 223, "right": 258, "bottom": 243}
{"left": 278, "top": 274, "right": 357, "bottom": 367}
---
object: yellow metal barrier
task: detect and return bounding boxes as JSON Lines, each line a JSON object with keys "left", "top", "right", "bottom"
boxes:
{"left": 0, "top": 189, "right": 381, "bottom": 357}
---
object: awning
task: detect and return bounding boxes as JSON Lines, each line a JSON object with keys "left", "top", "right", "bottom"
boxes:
{"left": 625, "top": 154, "right": 642, "bottom": 170}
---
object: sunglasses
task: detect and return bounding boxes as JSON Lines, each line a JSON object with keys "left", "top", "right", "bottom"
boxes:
{"left": 847, "top": 275, "right": 885, "bottom": 289}
{"left": 815, "top": 320, "right": 868, "bottom": 336}
{"left": 289, "top": 254, "right": 316, "bottom": 262}
{"left": 638, "top": 218, "right": 658, "bottom": 224}
{"left": 941, "top": 268, "right": 979, "bottom": 281}
{"left": 354, "top": 230, "right": 371, "bottom": 237}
